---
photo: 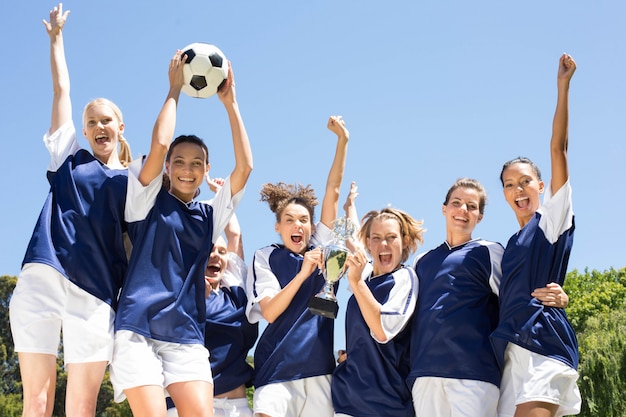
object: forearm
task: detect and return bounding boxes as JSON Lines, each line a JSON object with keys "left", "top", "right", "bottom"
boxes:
{"left": 550, "top": 79, "right": 571, "bottom": 192}
{"left": 350, "top": 279, "right": 386, "bottom": 342}
{"left": 259, "top": 271, "right": 309, "bottom": 323}
{"left": 49, "top": 31, "right": 71, "bottom": 132}
{"left": 320, "top": 135, "right": 349, "bottom": 227}
{"left": 225, "top": 102, "right": 253, "bottom": 196}
{"left": 140, "top": 91, "right": 179, "bottom": 185}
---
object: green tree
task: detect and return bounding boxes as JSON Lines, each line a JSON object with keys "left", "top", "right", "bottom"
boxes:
{"left": 564, "top": 267, "right": 626, "bottom": 417}
{"left": 0, "top": 276, "right": 21, "bottom": 396}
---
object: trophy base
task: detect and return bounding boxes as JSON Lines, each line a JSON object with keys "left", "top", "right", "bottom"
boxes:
{"left": 308, "top": 296, "right": 339, "bottom": 319}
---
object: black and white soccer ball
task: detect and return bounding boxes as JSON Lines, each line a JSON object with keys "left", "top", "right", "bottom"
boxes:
{"left": 180, "top": 43, "right": 228, "bottom": 99}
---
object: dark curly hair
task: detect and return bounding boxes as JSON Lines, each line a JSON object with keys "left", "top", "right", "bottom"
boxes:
{"left": 260, "top": 182, "right": 318, "bottom": 223}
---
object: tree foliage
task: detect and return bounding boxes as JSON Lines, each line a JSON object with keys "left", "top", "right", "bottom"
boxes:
{"left": 564, "top": 267, "right": 626, "bottom": 416}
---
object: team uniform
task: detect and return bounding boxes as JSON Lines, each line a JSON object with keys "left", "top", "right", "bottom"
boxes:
{"left": 167, "top": 253, "right": 258, "bottom": 417}
{"left": 109, "top": 158, "right": 242, "bottom": 402}
{"left": 332, "top": 265, "right": 417, "bottom": 417}
{"left": 408, "top": 239, "right": 503, "bottom": 417}
{"left": 246, "top": 223, "right": 336, "bottom": 417}
{"left": 491, "top": 180, "right": 581, "bottom": 417}
{"left": 10, "top": 122, "right": 128, "bottom": 363}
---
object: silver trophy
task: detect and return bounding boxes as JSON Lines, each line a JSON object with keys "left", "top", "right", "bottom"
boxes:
{"left": 309, "top": 216, "right": 357, "bottom": 319}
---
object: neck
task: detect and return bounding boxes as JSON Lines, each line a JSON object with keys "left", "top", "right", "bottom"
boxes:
{"left": 445, "top": 231, "right": 472, "bottom": 248}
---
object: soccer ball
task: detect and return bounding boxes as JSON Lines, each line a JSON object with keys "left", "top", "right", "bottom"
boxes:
{"left": 180, "top": 43, "right": 228, "bottom": 98}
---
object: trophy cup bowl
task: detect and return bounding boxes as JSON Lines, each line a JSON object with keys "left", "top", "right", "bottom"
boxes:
{"left": 308, "top": 244, "right": 350, "bottom": 319}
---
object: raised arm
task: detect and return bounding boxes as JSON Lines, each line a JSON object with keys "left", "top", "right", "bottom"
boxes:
{"left": 138, "top": 50, "right": 185, "bottom": 186}
{"left": 207, "top": 174, "right": 245, "bottom": 260}
{"left": 343, "top": 181, "right": 362, "bottom": 252}
{"left": 44, "top": 3, "right": 71, "bottom": 133}
{"left": 320, "top": 116, "right": 350, "bottom": 228}
{"left": 218, "top": 64, "right": 253, "bottom": 197}
{"left": 550, "top": 53, "right": 576, "bottom": 194}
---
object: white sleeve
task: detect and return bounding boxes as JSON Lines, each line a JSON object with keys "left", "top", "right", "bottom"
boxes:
{"left": 375, "top": 266, "right": 418, "bottom": 343}
{"left": 124, "top": 157, "right": 163, "bottom": 222}
{"left": 311, "top": 222, "right": 334, "bottom": 247}
{"left": 484, "top": 241, "right": 504, "bottom": 295}
{"left": 44, "top": 121, "right": 81, "bottom": 172}
{"left": 538, "top": 180, "right": 574, "bottom": 244}
{"left": 220, "top": 252, "right": 247, "bottom": 289}
{"left": 209, "top": 176, "right": 244, "bottom": 243}
{"left": 245, "top": 247, "right": 282, "bottom": 324}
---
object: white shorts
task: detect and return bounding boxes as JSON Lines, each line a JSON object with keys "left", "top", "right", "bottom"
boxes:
{"left": 411, "top": 376, "right": 498, "bottom": 417}
{"left": 253, "top": 375, "right": 332, "bottom": 417}
{"left": 498, "top": 343, "right": 581, "bottom": 417}
{"left": 109, "top": 330, "right": 213, "bottom": 403}
{"left": 9, "top": 263, "right": 114, "bottom": 363}
{"left": 167, "top": 397, "right": 252, "bottom": 417}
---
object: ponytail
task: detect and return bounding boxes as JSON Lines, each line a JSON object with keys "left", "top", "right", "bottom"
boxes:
{"left": 118, "top": 134, "right": 133, "bottom": 167}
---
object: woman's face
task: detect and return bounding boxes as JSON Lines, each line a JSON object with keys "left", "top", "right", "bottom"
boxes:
{"left": 443, "top": 187, "right": 483, "bottom": 239}
{"left": 275, "top": 202, "right": 313, "bottom": 254}
{"left": 165, "top": 142, "right": 209, "bottom": 202}
{"left": 83, "top": 104, "right": 124, "bottom": 163}
{"left": 367, "top": 217, "right": 403, "bottom": 276}
{"left": 502, "top": 162, "right": 544, "bottom": 227}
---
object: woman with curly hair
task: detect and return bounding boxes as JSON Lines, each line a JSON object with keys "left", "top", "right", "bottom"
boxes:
{"left": 245, "top": 116, "right": 349, "bottom": 417}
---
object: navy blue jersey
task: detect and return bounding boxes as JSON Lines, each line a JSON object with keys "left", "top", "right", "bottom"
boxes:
{"left": 491, "top": 181, "right": 578, "bottom": 370}
{"left": 205, "top": 254, "right": 257, "bottom": 395}
{"left": 246, "top": 224, "right": 336, "bottom": 388}
{"left": 332, "top": 266, "right": 417, "bottom": 417}
{"left": 23, "top": 123, "right": 128, "bottom": 308}
{"left": 408, "top": 239, "right": 503, "bottom": 388}
{"left": 116, "top": 160, "right": 240, "bottom": 344}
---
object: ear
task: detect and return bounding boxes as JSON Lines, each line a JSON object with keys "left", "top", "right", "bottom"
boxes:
{"left": 477, "top": 213, "right": 484, "bottom": 223}
{"left": 538, "top": 180, "right": 545, "bottom": 194}
{"left": 274, "top": 222, "right": 280, "bottom": 233}
{"left": 205, "top": 162, "right": 211, "bottom": 174}
{"left": 442, "top": 204, "right": 447, "bottom": 216}
{"left": 118, "top": 122, "right": 125, "bottom": 135}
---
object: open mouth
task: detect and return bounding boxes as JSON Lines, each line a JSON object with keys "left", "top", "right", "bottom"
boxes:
{"left": 515, "top": 196, "right": 530, "bottom": 209}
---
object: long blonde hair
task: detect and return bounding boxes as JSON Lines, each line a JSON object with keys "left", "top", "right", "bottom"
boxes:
{"left": 82, "top": 98, "right": 132, "bottom": 167}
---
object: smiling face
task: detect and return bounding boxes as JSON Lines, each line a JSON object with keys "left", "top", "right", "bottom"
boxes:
{"left": 205, "top": 236, "right": 228, "bottom": 290}
{"left": 367, "top": 217, "right": 404, "bottom": 276}
{"left": 275, "top": 202, "right": 313, "bottom": 254}
{"left": 443, "top": 187, "right": 483, "bottom": 244}
{"left": 502, "top": 162, "right": 544, "bottom": 227}
{"left": 82, "top": 103, "right": 124, "bottom": 164}
{"left": 165, "top": 142, "right": 209, "bottom": 202}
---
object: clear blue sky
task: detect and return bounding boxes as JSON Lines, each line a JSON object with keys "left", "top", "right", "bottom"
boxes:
{"left": 2, "top": 1, "right": 624, "bottom": 352}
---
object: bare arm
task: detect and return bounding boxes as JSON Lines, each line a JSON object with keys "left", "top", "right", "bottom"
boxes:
{"left": 346, "top": 248, "right": 386, "bottom": 341}
{"left": 343, "top": 181, "right": 362, "bottom": 252}
{"left": 550, "top": 53, "right": 576, "bottom": 194}
{"left": 320, "top": 116, "right": 350, "bottom": 228}
{"left": 258, "top": 246, "right": 323, "bottom": 323}
{"left": 138, "top": 51, "right": 185, "bottom": 186}
{"left": 218, "top": 65, "right": 253, "bottom": 197}
{"left": 44, "top": 3, "right": 71, "bottom": 133}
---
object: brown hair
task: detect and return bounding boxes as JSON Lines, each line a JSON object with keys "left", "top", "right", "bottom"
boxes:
{"left": 82, "top": 98, "right": 132, "bottom": 167}
{"left": 358, "top": 207, "right": 425, "bottom": 264}
{"left": 260, "top": 182, "right": 318, "bottom": 223}
{"left": 443, "top": 178, "right": 488, "bottom": 214}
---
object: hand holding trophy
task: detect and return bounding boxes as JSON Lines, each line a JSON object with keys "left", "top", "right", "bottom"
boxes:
{"left": 309, "top": 216, "right": 357, "bottom": 319}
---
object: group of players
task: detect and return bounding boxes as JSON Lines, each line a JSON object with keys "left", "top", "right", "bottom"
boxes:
{"left": 8, "top": 3, "right": 582, "bottom": 417}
